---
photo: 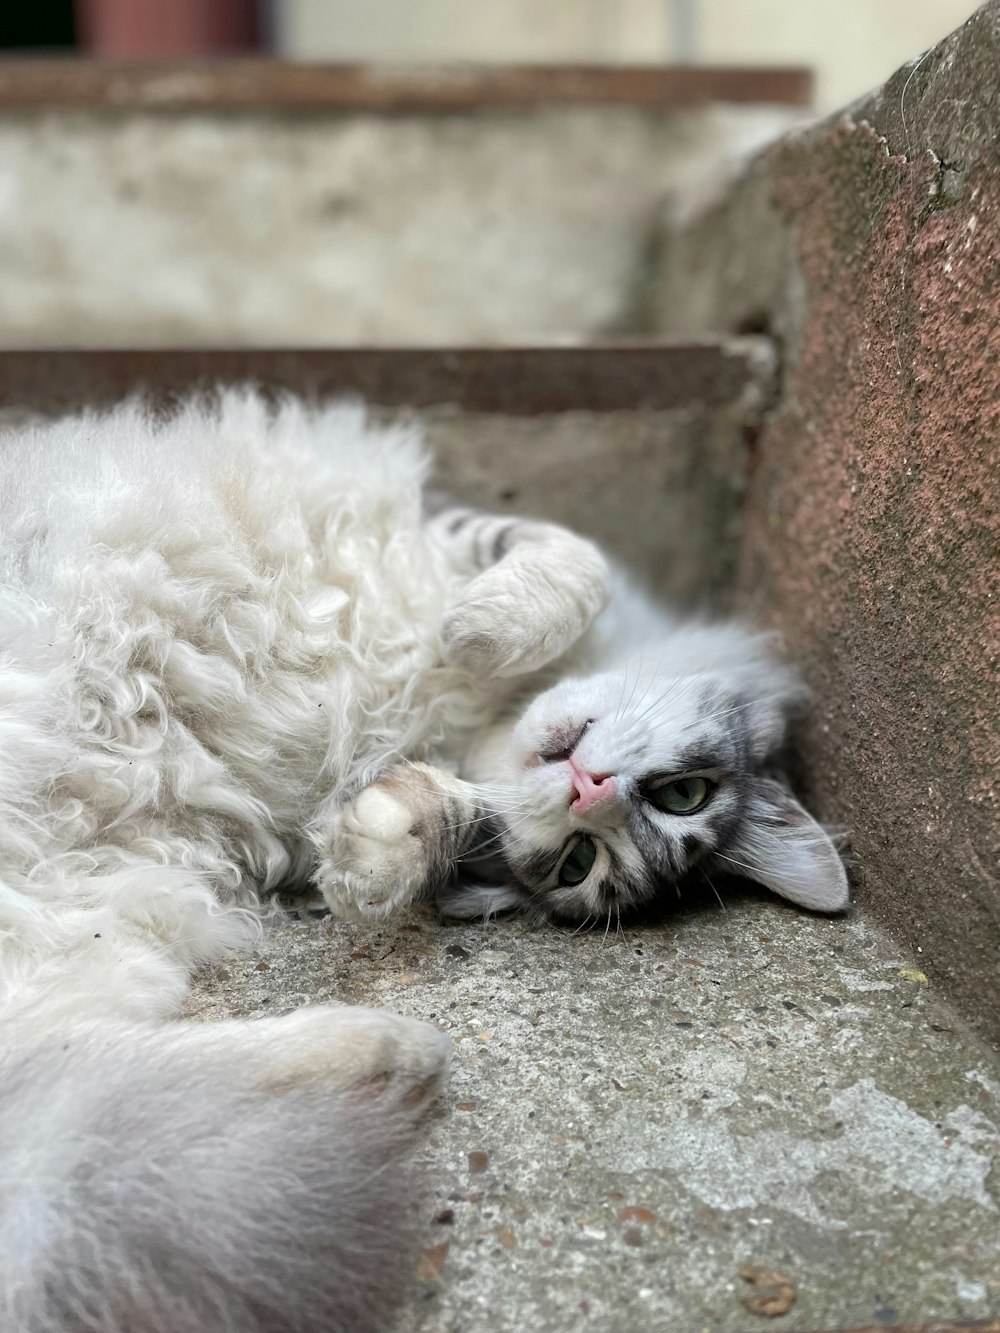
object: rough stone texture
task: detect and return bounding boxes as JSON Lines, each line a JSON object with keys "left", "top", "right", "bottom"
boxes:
{"left": 650, "top": 1, "right": 1000, "bottom": 1042}
{"left": 186, "top": 893, "right": 1000, "bottom": 1331}
{"left": 0, "top": 103, "right": 796, "bottom": 346}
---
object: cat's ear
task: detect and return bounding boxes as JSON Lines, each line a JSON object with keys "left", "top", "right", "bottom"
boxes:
{"left": 726, "top": 779, "right": 849, "bottom": 912}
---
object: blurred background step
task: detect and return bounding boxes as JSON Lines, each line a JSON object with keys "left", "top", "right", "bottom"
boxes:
{"left": 0, "top": 59, "right": 813, "bottom": 109}
{"left": 0, "top": 338, "right": 775, "bottom": 611}
{"left": 0, "top": 60, "right": 809, "bottom": 349}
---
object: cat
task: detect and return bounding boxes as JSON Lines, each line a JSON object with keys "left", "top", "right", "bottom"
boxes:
{"left": 0, "top": 391, "right": 847, "bottom": 1331}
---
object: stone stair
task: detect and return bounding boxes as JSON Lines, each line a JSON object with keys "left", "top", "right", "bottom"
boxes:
{"left": 0, "top": 341, "right": 771, "bottom": 609}
{"left": 1, "top": 18, "right": 998, "bottom": 1331}
{"left": 1, "top": 340, "right": 997, "bottom": 1333}
{"left": 0, "top": 62, "right": 806, "bottom": 347}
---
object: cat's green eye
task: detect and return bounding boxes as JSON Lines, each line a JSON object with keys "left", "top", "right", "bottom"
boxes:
{"left": 646, "top": 776, "right": 713, "bottom": 815}
{"left": 558, "top": 837, "right": 597, "bottom": 887}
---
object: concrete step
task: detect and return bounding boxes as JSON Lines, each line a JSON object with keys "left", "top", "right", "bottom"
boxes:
{"left": 0, "top": 62, "right": 808, "bottom": 347}
{"left": 186, "top": 896, "right": 1000, "bottom": 1333}
{"left": 5, "top": 340, "right": 998, "bottom": 1330}
{"left": 0, "top": 340, "right": 774, "bottom": 611}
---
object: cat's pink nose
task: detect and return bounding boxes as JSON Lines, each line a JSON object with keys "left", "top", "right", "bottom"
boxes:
{"left": 568, "top": 758, "right": 617, "bottom": 814}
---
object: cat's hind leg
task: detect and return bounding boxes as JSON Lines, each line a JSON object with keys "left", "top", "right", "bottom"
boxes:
{"left": 0, "top": 1004, "right": 449, "bottom": 1333}
{"left": 315, "top": 762, "right": 487, "bottom": 923}
{"left": 428, "top": 505, "right": 610, "bottom": 676}
{"left": 169, "top": 999, "right": 451, "bottom": 1109}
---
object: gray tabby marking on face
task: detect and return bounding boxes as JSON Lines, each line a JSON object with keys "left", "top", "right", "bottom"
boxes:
{"left": 484, "top": 659, "right": 847, "bottom": 925}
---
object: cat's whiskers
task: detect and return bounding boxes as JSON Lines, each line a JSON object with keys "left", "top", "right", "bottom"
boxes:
{"left": 616, "top": 646, "right": 675, "bottom": 726}
{"left": 612, "top": 654, "right": 638, "bottom": 723}
{"left": 711, "top": 850, "right": 764, "bottom": 877}
{"left": 602, "top": 904, "right": 614, "bottom": 945}
{"left": 700, "top": 868, "right": 727, "bottom": 913}
{"left": 695, "top": 691, "right": 789, "bottom": 730}
{"left": 464, "top": 803, "right": 538, "bottom": 854}
{"left": 620, "top": 650, "right": 665, "bottom": 723}
{"left": 437, "top": 797, "right": 528, "bottom": 834}
{"left": 624, "top": 673, "right": 701, "bottom": 733}
{"left": 475, "top": 778, "right": 523, "bottom": 795}
{"left": 632, "top": 669, "right": 703, "bottom": 723}
{"left": 617, "top": 651, "right": 645, "bottom": 724}
{"left": 614, "top": 902, "right": 642, "bottom": 960}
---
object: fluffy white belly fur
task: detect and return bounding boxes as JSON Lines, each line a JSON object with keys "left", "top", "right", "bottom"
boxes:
{"left": 0, "top": 394, "right": 489, "bottom": 1024}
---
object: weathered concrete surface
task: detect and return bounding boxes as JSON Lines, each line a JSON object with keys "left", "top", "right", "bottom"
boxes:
{"left": 650, "top": 1, "right": 1000, "bottom": 1041}
{"left": 186, "top": 893, "right": 1000, "bottom": 1331}
{"left": 0, "top": 343, "right": 771, "bottom": 416}
{"left": 0, "top": 342, "right": 774, "bottom": 610}
{"left": 425, "top": 404, "right": 754, "bottom": 610}
{"left": 0, "top": 101, "right": 797, "bottom": 346}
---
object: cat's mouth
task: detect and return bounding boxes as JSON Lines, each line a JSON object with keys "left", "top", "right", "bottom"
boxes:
{"left": 535, "top": 718, "right": 594, "bottom": 767}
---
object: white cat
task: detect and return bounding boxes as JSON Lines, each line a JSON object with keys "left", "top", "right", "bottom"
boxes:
{"left": 0, "top": 393, "right": 847, "bottom": 1331}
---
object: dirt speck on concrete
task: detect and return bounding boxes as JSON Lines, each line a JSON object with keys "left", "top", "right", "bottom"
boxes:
{"left": 739, "top": 1265, "right": 796, "bottom": 1317}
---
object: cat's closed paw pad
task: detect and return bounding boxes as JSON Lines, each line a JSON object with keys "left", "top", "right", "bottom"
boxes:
{"left": 318, "top": 777, "right": 429, "bottom": 922}
{"left": 344, "top": 783, "right": 413, "bottom": 844}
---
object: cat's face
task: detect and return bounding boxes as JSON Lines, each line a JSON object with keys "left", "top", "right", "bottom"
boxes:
{"left": 490, "top": 659, "right": 848, "bottom": 923}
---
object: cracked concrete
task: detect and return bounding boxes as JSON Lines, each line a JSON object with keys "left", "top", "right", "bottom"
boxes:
{"left": 186, "top": 888, "right": 1000, "bottom": 1331}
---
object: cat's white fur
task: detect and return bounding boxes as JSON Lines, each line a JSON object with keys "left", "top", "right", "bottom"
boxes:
{"left": 1, "top": 393, "right": 479, "bottom": 1025}
{"left": 0, "top": 394, "right": 473, "bottom": 1331}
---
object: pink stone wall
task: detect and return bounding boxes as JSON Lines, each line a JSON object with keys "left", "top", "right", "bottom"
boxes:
{"left": 718, "top": 10, "right": 1000, "bottom": 1037}
{"left": 739, "top": 129, "right": 998, "bottom": 1034}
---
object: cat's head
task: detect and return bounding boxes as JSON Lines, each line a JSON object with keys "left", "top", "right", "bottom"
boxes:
{"left": 456, "top": 626, "right": 848, "bottom": 923}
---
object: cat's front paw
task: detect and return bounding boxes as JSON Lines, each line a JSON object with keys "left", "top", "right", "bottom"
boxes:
{"left": 443, "top": 540, "right": 610, "bottom": 678}
{"left": 318, "top": 779, "right": 430, "bottom": 922}
{"left": 442, "top": 582, "right": 539, "bottom": 676}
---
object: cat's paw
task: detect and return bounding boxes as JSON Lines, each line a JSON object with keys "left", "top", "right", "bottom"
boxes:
{"left": 325, "top": 1007, "right": 452, "bottom": 1110}
{"left": 213, "top": 1004, "right": 451, "bottom": 1113}
{"left": 442, "top": 582, "right": 544, "bottom": 677}
{"left": 443, "top": 540, "right": 610, "bottom": 678}
{"left": 319, "top": 780, "right": 430, "bottom": 922}
{"left": 263, "top": 1005, "right": 452, "bottom": 1111}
